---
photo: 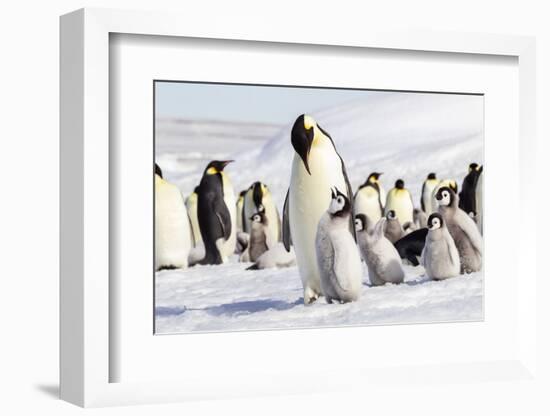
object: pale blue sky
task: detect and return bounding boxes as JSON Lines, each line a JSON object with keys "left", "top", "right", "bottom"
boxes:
{"left": 155, "top": 81, "right": 380, "bottom": 125}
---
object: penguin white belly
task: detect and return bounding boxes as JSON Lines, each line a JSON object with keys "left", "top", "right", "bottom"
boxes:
{"left": 186, "top": 196, "right": 202, "bottom": 246}
{"left": 155, "top": 179, "right": 191, "bottom": 269}
{"left": 475, "top": 172, "right": 483, "bottom": 234}
{"left": 262, "top": 192, "right": 280, "bottom": 244}
{"left": 354, "top": 187, "right": 382, "bottom": 223}
{"left": 289, "top": 145, "right": 347, "bottom": 301}
{"left": 422, "top": 182, "right": 437, "bottom": 215}
{"left": 220, "top": 173, "right": 236, "bottom": 260}
{"left": 386, "top": 192, "right": 413, "bottom": 225}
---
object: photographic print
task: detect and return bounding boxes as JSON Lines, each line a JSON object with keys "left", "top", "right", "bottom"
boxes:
{"left": 154, "top": 81, "right": 483, "bottom": 334}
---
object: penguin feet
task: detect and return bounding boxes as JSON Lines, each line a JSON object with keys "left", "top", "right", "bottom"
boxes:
{"left": 303, "top": 290, "right": 321, "bottom": 305}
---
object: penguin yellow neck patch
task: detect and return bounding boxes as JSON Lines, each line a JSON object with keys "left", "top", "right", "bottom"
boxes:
{"left": 206, "top": 167, "right": 218, "bottom": 175}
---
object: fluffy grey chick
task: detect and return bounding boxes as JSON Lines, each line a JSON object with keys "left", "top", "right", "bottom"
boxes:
{"left": 355, "top": 214, "right": 405, "bottom": 286}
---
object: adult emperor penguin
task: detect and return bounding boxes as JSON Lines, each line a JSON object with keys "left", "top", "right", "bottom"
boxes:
{"left": 385, "top": 179, "right": 414, "bottom": 225}
{"left": 282, "top": 114, "right": 354, "bottom": 304}
{"left": 243, "top": 181, "right": 281, "bottom": 242}
{"left": 354, "top": 172, "right": 385, "bottom": 224}
{"left": 459, "top": 163, "right": 483, "bottom": 218}
{"left": 155, "top": 164, "right": 191, "bottom": 270}
{"left": 316, "top": 189, "right": 362, "bottom": 303}
{"left": 356, "top": 215, "right": 404, "bottom": 286}
{"left": 421, "top": 173, "right": 439, "bottom": 215}
{"left": 236, "top": 190, "right": 247, "bottom": 232}
{"left": 435, "top": 186, "right": 483, "bottom": 273}
{"left": 185, "top": 186, "right": 202, "bottom": 247}
{"left": 421, "top": 213, "right": 461, "bottom": 280}
{"left": 197, "top": 160, "right": 236, "bottom": 265}
{"left": 475, "top": 168, "right": 483, "bottom": 234}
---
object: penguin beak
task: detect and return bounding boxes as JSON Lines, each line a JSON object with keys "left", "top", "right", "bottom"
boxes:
{"left": 291, "top": 115, "right": 314, "bottom": 175}
{"left": 220, "top": 160, "right": 234, "bottom": 169}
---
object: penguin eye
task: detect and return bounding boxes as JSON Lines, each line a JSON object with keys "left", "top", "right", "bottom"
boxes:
{"left": 337, "top": 196, "right": 344, "bottom": 205}
{"left": 443, "top": 191, "right": 449, "bottom": 198}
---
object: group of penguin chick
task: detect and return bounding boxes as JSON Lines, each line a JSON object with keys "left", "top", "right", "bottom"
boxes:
{"left": 155, "top": 113, "right": 484, "bottom": 306}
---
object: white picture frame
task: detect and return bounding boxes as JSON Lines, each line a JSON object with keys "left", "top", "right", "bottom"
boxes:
{"left": 60, "top": 8, "right": 538, "bottom": 407}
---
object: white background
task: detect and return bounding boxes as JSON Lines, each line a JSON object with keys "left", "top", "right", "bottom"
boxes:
{"left": 1, "top": 1, "right": 548, "bottom": 415}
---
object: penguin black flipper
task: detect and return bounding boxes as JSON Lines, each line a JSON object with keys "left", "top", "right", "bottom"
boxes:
{"left": 203, "top": 187, "right": 232, "bottom": 242}
{"left": 282, "top": 188, "right": 292, "bottom": 252}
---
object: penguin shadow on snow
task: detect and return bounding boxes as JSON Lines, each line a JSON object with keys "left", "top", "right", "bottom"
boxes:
{"left": 156, "top": 298, "right": 304, "bottom": 318}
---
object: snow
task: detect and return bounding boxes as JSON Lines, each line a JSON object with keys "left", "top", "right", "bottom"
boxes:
{"left": 155, "top": 90, "right": 483, "bottom": 334}
{"left": 155, "top": 259, "right": 482, "bottom": 333}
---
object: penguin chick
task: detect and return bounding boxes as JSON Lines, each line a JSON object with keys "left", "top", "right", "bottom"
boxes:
{"left": 385, "top": 179, "right": 414, "bottom": 225}
{"left": 413, "top": 208, "right": 428, "bottom": 229}
{"left": 243, "top": 182, "right": 281, "bottom": 242}
{"left": 316, "top": 188, "right": 362, "bottom": 304}
{"left": 356, "top": 215, "right": 404, "bottom": 286}
{"left": 282, "top": 114, "right": 354, "bottom": 305}
{"left": 384, "top": 210, "right": 405, "bottom": 243}
{"left": 435, "top": 186, "right": 483, "bottom": 273}
{"left": 248, "top": 211, "right": 271, "bottom": 262}
{"left": 421, "top": 213, "right": 460, "bottom": 280}
{"left": 430, "top": 179, "right": 458, "bottom": 214}
{"left": 246, "top": 242, "right": 297, "bottom": 270}
{"left": 235, "top": 231, "right": 249, "bottom": 255}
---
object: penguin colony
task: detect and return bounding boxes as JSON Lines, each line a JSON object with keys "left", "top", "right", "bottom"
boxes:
{"left": 155, "top": 114, "right": 484, "bottom": 306}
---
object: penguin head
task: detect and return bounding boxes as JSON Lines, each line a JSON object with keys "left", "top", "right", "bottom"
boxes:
{"left": 354, "top": 213, "right": 368, "bottom": 232}
{"left": 368, "top": 172, "right": 383, "bottom": 183}
{"left": 469, "top": 163, "right": 480, "bottom": 172}
{"left": 386, "top": 210, "right": 397, "bottom": 220}
{"left": 328, "top": 187, "right": 351, "bottom": 217}
{"left": 205, "top": 160, "right": 233, "bottom": 175}
{"left": 427, "top": 172, "right": 437, "bottom": 180}
{"left": 427, "top": 213, "right": 444, "bottom": 230}
{"left": 395, "top": 179, "right": 405, "bottom": 190}
{"left": 250, "top": 210, "right": 267, "bottom": 226}
{"left": 251, "top": 181, "right": 265, "bottom": 207}
{"left": 155, "top": 163, "right": 163, "bottom": 178}
{"left": 435, "top": 186, "right": 454, "bottom": 207}
{"left": 291, "top": 114, "right": 331, "bottom": 175}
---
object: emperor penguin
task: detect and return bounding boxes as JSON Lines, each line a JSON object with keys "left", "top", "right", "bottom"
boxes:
{"left": 413, "top": 208, "right": 428, "bottom": 229}
{"left": 243, "top": 181, "right": 281, "bottom": 243}
{"left": 197, "top": 160, "right": 236, "bottom": 265}
{"left": 155, "top": 164, "right": 191, "bottom": 270}
{"left": 475, "top": 168, "right": 483, "bottom": 234}
{"left": 355, "top": 214, "right": 404, "bottom": 286}
{"left": 435, "top": 186, "right": 483, "bottom": 273}
{"left": 236, "top": 190, "right": 247, "bottom": 232}
{"left": 185, "top": 186, "right": 202, "bottom": 247}
{"left": 354, "top": 172, "right": 385, "bottom": 224}
{"left": 459, "top": 163, "right": 483, "bottom": 218}
{"left": 384, "top": 210, "right": 405, "bottom": 244}
{"left": 247, "top": 210, "right": 272, "bottom": 262}
{"left": 421, "top": 213, "right": 461, "bottom": 280}
{"left": 421, "top": 173, "right": 439, "bottom": 215}
{"left": 282, "top": 114, "right": 354, "bottom": 305}
{"left": 316, "top": 189, "right": 362, "bottom": 303}
{"left": 430, "top": 179, "right": 458, "bottom": 214}
{"left": 385, "top": 179, "right": 414, "bottom": 225}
